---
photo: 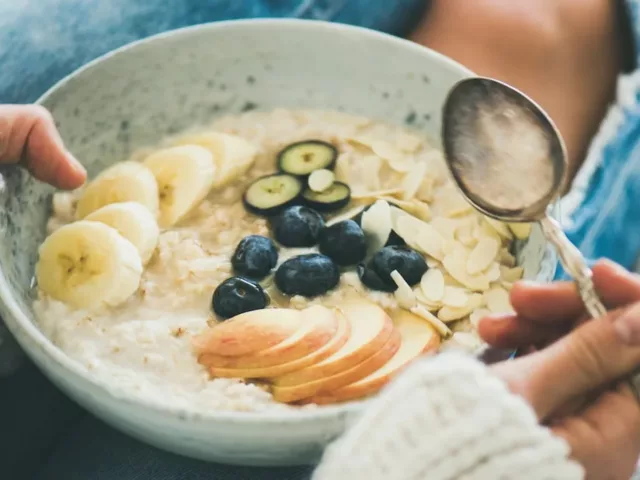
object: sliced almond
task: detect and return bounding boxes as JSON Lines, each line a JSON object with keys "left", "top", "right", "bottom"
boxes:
{"left": 414, "top": 290, "right": 442, "bottom": 311}
{"left": 442, "top": 286, "right": 471, "bottom": 308}
{"left": 469, "top": 308, "right": 491, "bottom": 328}
{"left": 456, "top": 223, "right": 477, "bottom": 248}
{"left": 308, "top": 169, "right": 335, "bottom": 193}
{"left": 484, "top": 287, "right": 513, "bottom": 313}
{"left": 484, "top": 262, "right": 502, "bottom": 282}
{"left": 420, "top": 269, "right": 445, "bottom": 302}
{"left": 326, "top": 205, "right": 366, "bottom": 227}
{"left": 391, "top": 270, "right": 417, "bottom": 309}
{"left": 446, "top": 332, "right": 484, "bottom": 352}
{"left": 500, "top": 266, "right": 524, "bottom": 283}
{"left": 467, "top": 237, "right": 500, "bottom": 275}
{"left": 371, "top": 140, "right": 413, "bottom": 173}
{"left": 361, "top": 199, "right": 392, "bottom": 253}
{"left": 334, "top": 152, "right": 351, "bottom": 183}
{"left": 508, "top": 222, "right": 533, "bottom": 240}
{"left": 395, "top": 132, "right": 423, "bottom": 153}
{"left": 431, "top": 216, "right": 458, "bottom": 243}
{"left": 502, "top": 281, "right": 514, "bottom": 290}
{"left": 433, "top": 186, "right": 473, "bottom": 217}
{"left": 411, "top": 305, "right": 452, "bottom": 338}
{"left": 395, "top": 215, "right": 446, "bottom": 260}
{"left": 400, "top": 161, "right": 428, "bottom": 201}
{"left": 346, "top": 135, "right": 377, "bottom": 150}
{"left": 442, "top": 245, "right": 490, "bottom": 291}
{"left": 426, "top": 257, "right": 441, "bottom": 268}
{"left": 351, "top": 188, "right": 403, "bottom": 200}
{"left": 499, "top": 248, "right": 516, "bottom": 267}
{"left": 438, "top": 293, "right": 483, "bottom": 322}
{"left": 361, "top": 154, "right": 383, "bottom": 191}
{"left": 416, "top": 175, "right": 436, "bottom": 203}
{"left": 483, "top": 217, "right": 513, "bottom": 241}
{"left": 379, "top": 196, "right": 431, "bottom": 221}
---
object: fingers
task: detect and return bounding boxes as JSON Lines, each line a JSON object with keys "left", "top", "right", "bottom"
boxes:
{"left": 0, "top": 105, "right": 86, "bottom": 189}
{"left": 551, "top": 384, "right": 640, "bottom": 480}
{"left": 479, "top": 260, "right": 640, "bottom": 348}
{"left": 478, "top": 312, "right": 572, "bottom": 348}
{"left": 510, "top": 260, "right": 640, "bottom": 322}
{"left": 493, "top": 303, "right": 640, "bottom": 420}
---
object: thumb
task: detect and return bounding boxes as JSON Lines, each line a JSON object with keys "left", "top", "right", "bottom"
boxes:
{"left": 492, "top": 302, "right": 640, "bottom": 420}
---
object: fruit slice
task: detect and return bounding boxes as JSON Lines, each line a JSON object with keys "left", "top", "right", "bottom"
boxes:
{"left": 272, "top": 326, "right": 401, "bottom": 404}
{"left": 75, "top": 161, "right": 159, "bottom": 219}
{"left": 273, "top": 301, "right": 393, "bottom": 387}
{"left": 302, "top": 182, "right": 351, "bottom": 212}
{"left": 243, "top": 174, "right": 303, "bottom": 216}
{"left": 85, "top": 201, "right": 160, "bottom": 264}
{"left": 204, "top": 309, "right": 350, "bottom": 378}
{"left": 143, "top": 145, "right": 216, "bottom": 228}
{"left": 200, "top": 305, "right": 338, "bottom": 369}
{"left": 174, "top": 132, "right": 258, "bottom": 188}
{"left": 308, "top": 169, "right": 335, "bottom": 193}
{"left": 35, "top": 221, "right": 143, "bottom": 309}
{"left": 306, "top": 308, "right": 441, "bottom": 405}
{"left": 277, "top": 140, "right": 337, "bottom": 176}
{"left": 193, "top": 307, "right": 308, "bottom": 358}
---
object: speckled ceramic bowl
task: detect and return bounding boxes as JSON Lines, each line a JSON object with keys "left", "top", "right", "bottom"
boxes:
{"left": 0, "top": 19, "right": 557, "bottom": 466}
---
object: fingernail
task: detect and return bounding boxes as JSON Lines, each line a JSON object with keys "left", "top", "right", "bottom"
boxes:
{"left": 613, "top": 302, "right": 640, "bottom": 344}
{"left": 67, "top": 151, "right": 86, "bottom": 175}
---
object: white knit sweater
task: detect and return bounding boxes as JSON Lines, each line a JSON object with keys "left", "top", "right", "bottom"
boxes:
{"left": 313, "top": 353, "right": 585, "bottom": 480}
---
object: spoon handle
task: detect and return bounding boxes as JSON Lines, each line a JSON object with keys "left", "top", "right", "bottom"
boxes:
{"left": 539, "top": 215, "right": 607, "bottom": 318}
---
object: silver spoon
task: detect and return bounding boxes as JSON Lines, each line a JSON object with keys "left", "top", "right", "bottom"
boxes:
{"left": 441, "top": 77, "right": 606, "bottom": 322}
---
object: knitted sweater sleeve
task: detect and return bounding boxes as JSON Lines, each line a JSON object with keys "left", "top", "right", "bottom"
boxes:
{"left": 312, "top": 353, "right": 584, "bottom": 480}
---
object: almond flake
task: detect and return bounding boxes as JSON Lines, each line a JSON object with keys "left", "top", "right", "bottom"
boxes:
{"left": 361, "top": 199, "right": 392, "bottom": 254}
{"left": 308, "top": 169, "right": 335, "bottom": 192}
{"left": 499, "top": 248, "right": 516, "bottom": 267}
{"left": 400, "top": 161, "right": 428, "bottom": 200}
{"left": 442, "top": 246, "right": 490, "bottom": 291}
{"left": 442, "top": 286, "right": 470, "bottom": 308}
{"left": 411, "top": 305, "right": 452, "bottom": 338}
{"left": 361, "top": 155, "right": 383, "bottom": 191}
{"left": 483, "top": 217, "right": 513, "bottom": 240}
{"left": 426, "top": 257, "right": 441, "bottom": 268}
{"left": 446, "top": 332, "right": 484, "bottom": 352}
{"left": 500, "top": 266, "right": 524, "bottom": 283}
{"left": 420, "top": 269, "right": 445, "bottom": 302}
{"left": 456, "top": 223, "right": 477, "bottom": 248}
{"left": 484, "top": 287, "right": 513, "bottom": 313}
{"left": 371, "top": 140, "right": 413, "bottom": 173}
{"left": 484, "top": 262, "right": 502, "bottom": 282}
{"left": 326, "top": 205, "right": 366, "bottom": 227}
{"left": 431, "top": 217, "right": 457, "bottom": 242}
{"left": 395, "top": 215, "right": 446, "bottom": 260}
{"left": 415, "top": 290, "right": 442, "bottom": 311}
{"left": 379, "top": 196, "right": 431, "bottom": 221}
{"left": 346, "top": 135, "right": 377, "bottom": 150}
{"left": 438, "top": 293, "right": 483, "bottom": 322}
{"left": 391, "top": 270, "right": 417, "bottom": 309}
{"left": 502, "top": 281, "right": 514, "bottom": 290}
{"left": 469, "top": 308, "right": 491, "bottom": 328}
{"left": 467, "top": 237, "right": 500, "bottom": 275}
{"left": 351, "top": 188, "right": 403, "bottom": 200}
{"left": 508, "top": 222, "right": 533, "bottom": 240}
{"left": 396, "top": 132, "right": 423, "bottom": 153}
{"left": 334, "top": 152, "right": 351, "bottom": 183}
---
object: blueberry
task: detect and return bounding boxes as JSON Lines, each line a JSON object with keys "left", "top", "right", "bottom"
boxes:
{"left": 275, "top": 253, "right": 340, "bottom": 297}
{"left": 231, "top": 235, "right": 278, "bottom": 280}
{"left": 357, "top": 263, "right": 396, "bottom": 292}
{"left": 270, "top": 205, "right": 325, "bottom": 247}
{"left": 318, "top": 220, "right": 366, "bottom": 266}
{"left": 212, "top": 277, "right": 269, "bottom": 319}
{"left": 370, "top": 245, "right": 428, "bottom": 286}
{"left": 353, "top": 205, "right": 405, "bottom": 247}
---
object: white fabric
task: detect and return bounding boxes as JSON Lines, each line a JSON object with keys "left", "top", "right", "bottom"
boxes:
{"left": 313, "top": 353, "right": 584, "bottom": 480}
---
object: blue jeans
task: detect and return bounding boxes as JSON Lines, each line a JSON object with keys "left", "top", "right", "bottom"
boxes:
{"left": 0, "top": 1, "right": 425, "bottom": 478}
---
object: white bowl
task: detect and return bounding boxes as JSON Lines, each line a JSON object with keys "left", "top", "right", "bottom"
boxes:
{"left": 0, "top": 19, "right": 557, "bottom": 466}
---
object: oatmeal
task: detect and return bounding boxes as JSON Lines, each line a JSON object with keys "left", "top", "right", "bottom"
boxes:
{"left": 33, "top": 109, "right": 528, "bottom": 411}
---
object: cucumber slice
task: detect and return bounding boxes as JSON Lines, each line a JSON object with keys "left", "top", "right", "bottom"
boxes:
{"left": 243, "top": 174, "right": 303, "bottom": 216}
{"left": 277, "top": 140, "right": 337, "bottom": 176}
{"left": 302, "top": 182, "right": 351, "bottom": 212}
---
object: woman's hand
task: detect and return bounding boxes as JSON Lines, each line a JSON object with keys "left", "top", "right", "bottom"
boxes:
{"left": 0, "top": 105, "right": 86, "bottom": 189}
{"left": 481, "top": 260, "right": 640, "bottom": 479}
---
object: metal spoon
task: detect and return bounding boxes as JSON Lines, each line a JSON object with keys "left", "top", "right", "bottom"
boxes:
{"left": 441, "top": 77, "right": 606, "bottom": 321}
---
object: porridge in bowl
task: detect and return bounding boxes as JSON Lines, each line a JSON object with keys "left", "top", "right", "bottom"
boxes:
{"left": 33, "top": 109, "right": 529, "bottom": 412}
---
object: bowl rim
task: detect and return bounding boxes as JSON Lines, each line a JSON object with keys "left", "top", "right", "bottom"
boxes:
{"left": 6, "top": 18, "right": 481, "bottom": 424}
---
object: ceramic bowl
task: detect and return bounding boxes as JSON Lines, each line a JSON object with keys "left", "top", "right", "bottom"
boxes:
{"left": 0, "top": 19, "right": 557, "bottom": 466}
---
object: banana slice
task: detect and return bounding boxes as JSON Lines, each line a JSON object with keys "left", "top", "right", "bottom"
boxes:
{"left": 143, "top": 145, "right": 216, "bottom": 228}
{"left": 75, "top": 162, "right": 159, "bottom": 219}
{"left": 36, "top": 221, "right": 143, "bottom": 309}
{"left": 85, "top": 202, "right": 160, "bottom": 264}
{"left": 174, "top": 132, "right": 257, "bottom": 188}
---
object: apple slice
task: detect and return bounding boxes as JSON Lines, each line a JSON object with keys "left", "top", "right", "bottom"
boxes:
{"left": 271, "top": 326, "right": 401, "bottom": 404}
{"left": 305, "top": 308, "right": 441, "bottom": 405}
{"left": 272, "top": 301, "right": 394, "bottom": 387}
{"left": 199, "top": 306, "right": 338, "bottom": 369}
{"left": 206, "top": 309, "right": 351, "bottom": 378}
{"left": 192, "top": 308, "right": 303, "bottom": 357}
